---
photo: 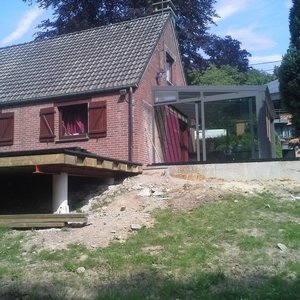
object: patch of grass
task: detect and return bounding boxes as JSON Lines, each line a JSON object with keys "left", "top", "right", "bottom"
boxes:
{"left": 1, "top": 192, "right": 299, "bottom": 299}
{"left": 95, "top": 271, "right": 300, "bottom": 300}
{"left": 0, "top": 227, "right": 23, "bottom": 261}
{"left": 0, "top": 227, "right": 24, "bottom": 278}
{"left": 283, "top": 224, "right": 300, "bottom": 248}
{"left": 287, "top": 261, "right": 300, "bottom": 276}
{"left": 238, "top": 236, "right": 266, "bottom": 250}
{"left": 93, "top": 193, "right": 300, "bottom": 298}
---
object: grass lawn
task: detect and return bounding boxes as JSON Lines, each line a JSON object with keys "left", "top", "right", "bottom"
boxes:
{"left": 0, "top": 192, "right": 299, "bottom": 299}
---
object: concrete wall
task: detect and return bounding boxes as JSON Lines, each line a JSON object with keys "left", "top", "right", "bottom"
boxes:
{"left": 165, "top": 160, "right": 300, "bottom": 181}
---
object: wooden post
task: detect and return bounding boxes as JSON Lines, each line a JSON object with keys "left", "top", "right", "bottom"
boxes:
{"left": 53, "top": 172, "right": 69, "bottom": 214}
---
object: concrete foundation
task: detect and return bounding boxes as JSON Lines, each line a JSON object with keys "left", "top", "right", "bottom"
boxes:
{"left": 160, "top": 160, "right": 300, "bottom": 181}
{"left": 53, "top": 172, "right": 69, "bottom": 213}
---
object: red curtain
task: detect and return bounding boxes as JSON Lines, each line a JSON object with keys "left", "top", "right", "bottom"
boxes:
{"left": 62, "top": 106, "right": 86, "bottom": 135}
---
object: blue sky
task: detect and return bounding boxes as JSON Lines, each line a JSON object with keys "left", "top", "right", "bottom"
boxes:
{"left": 0, "top": 0, "right": 292, "bottom": 73}
{"left": 211, "top": 0, "right": 292, "bottom": 72}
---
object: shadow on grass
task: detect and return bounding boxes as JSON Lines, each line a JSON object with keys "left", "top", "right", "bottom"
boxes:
{"left": 95, "top": 271, "right": 300, "bottom": 300}
{"left": 1, "top": 270, "right": 299, "bottom": 300}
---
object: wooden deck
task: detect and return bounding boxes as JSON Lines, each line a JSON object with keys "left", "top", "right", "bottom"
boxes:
{"left": 0, "top": 148, "right": 143, "bottom": 177}
{"left": 0, "top": 213, "right": 88, "bottom": 229}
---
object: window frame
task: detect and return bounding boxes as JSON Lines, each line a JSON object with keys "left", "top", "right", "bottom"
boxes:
{"left": 54, "top": 99, "right": 107, "bottom": 142}
{"left": 166, "top": 53, "right": 174, "bottom": 84}
{"left": 58, "top": 103, "right": 88, "bottom": 140}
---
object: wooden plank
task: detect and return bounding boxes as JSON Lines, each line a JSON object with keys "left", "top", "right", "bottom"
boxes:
{"left": 0, "top": 213, "right": 86, "bottom": 220}
{"left": 64, "top": 154, "right": 77, "bottom": 165}
{"left": 0, "top": 154, "right": 66, "bottom": 167}
{"left": 82, "top": 157, "right": 97, "bottom": 167}
{"left": 117, "top": 163, "right": 128, "bottom": 172}
{"left": 100, "top": 160, "right": 114, "bottom": 169}
{"left": 0, "top": 222, "right": 66, "bottom": 229}
{"left": 0, "top": 214, "right": 88, "bottom": 229}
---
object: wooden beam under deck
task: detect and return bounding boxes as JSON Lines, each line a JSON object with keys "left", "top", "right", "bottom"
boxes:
{"left": 0, "top": 148, "right": 143, "bottom": 177}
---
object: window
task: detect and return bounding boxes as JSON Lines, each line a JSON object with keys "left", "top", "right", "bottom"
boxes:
{"left": 166, "top": 53, "right": 174, "bottom": 83}
{"left": 39, "top": 101, "right": 107, "bottom": 142}
{"left": 60, "top": 104, "right": 88, "bottom": 139}
{"left": 0, "top": 112, "right": 14, "bottom": 146}
{"left": 59, "top": 101, "right": 108, "bottom": 140}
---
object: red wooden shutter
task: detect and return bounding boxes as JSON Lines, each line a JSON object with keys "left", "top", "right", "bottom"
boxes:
{"left": 88, "top": 101, "right": 107, "bottom": 138}
{"left": 40, "top": 107, "right": 55, "bottom": 142}
{"left": 0, "top": 112, "right": 14, "bottom": 146}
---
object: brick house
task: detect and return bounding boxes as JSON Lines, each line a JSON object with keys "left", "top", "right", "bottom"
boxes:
{"left": 0, "top": 12, "right": 186, "bottom": 166}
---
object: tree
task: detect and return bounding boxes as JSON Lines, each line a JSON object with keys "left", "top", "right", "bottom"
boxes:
{"left": 188, "top": 64, "right": 276, "bottom": 86}
{"left": 245, "top": 69, "right": 276, "bottom": 85}
{"left": 202, "top": 35, "right": 251, "bottom": 72}
{"left": 23, "top": 0, "right": 217, "bottom": 70}
{"left": 278, "top": 0, "right": 300, "bottom": 135}
{"left": 188, "top": 65, "right": 245, "bottom": 85}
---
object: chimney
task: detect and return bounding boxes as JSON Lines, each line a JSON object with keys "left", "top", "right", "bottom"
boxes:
{"left": 152, "top": 0, "right": 176, "bottom": 20}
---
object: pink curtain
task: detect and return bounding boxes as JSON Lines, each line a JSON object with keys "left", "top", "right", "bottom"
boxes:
{"left": 62, "top": 108, "right": 86, "bottom": 135}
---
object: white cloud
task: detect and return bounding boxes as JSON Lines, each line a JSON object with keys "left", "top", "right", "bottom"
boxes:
{"left": 214, "top": 0, "right": 249, "bottom": 22}
{"left": 225, "top": 24, "right": 276, "bottom": 51}
{"left": 1, "top": 6, "right": 43, "bottom": 46}
{"left": 285, "top": 0, "right": 292, "bottom": 9}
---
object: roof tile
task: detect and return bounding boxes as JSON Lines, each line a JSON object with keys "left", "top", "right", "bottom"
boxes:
{"left": 0, "top": 13, "right": 170, "bottom": 105}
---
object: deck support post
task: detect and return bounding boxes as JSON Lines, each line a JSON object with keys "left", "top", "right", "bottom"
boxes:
{"left": 53, "top": 172, "right": 69, "bottom": 214}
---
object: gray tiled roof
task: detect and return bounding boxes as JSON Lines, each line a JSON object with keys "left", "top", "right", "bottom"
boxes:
{"left": 267, "top": 79, "right": 279, "bottom": 94}
{"left": 0, "top": 13, "right": 170, "bottom": 105}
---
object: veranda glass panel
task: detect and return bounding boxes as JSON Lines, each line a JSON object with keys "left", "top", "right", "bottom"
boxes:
{"left": 204, "top": 97, "right": 258, "bottom": 161}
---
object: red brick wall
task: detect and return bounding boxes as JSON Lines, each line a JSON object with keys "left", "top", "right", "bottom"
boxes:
{"left": 0, "top": 92, "right": 130, "bottom": 161}
{"left": 0, "top": 19, "right": 185, "bottom": 165}
{"left": 133, "top": 20, "right": 186, "bottom": 164}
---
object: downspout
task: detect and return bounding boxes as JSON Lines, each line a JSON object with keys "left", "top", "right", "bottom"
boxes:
{"left": 128, "top": 87, "right": 133, "bottom": 162}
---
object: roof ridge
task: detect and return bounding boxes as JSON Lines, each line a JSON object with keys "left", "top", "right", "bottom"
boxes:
{"left": 0, "top": 13, "right": 171, "bottom": 51}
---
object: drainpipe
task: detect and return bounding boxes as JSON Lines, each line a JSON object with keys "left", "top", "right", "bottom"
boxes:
{"left": 128, "top": 87, "right": 133, "bottom": 162}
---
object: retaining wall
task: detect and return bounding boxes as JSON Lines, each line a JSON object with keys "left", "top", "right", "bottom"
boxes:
{"left": 158, "top": 160, "right": 300, "bottom": 181}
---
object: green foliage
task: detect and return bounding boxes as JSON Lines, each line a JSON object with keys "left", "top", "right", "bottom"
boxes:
{"left": 275, "top": 134, "right": 283, "bottom": 158}
{"left": 289, "top": 0, "right": 300, "bottom": 47}
{"left": 202, "top": 35, "right": 251, "bottom": 72}
{"left": 279, "top": 0, "right": 300, "bottom": 135}
{"left": 188, "top": 64, "right": 245, "bottom": 85}
{"left": 188, "top": 64, "right": 276, "bottom": 85}
{"left": 279, "top": 46, "right": 300, "bottom": 135}
{"left": 246, "top": 68, "right": 277, "bottom": 85}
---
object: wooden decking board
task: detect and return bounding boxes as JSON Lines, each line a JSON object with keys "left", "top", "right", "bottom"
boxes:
{"left": 0, "top": 222, "right": 66, "bottom": 229}
{"left": 0, "top": 213, "right": 88, "bottom": 229}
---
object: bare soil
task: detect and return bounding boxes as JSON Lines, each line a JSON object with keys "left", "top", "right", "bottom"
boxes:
{"left": 21, "top": 169, "right": 300, "bottom": 251}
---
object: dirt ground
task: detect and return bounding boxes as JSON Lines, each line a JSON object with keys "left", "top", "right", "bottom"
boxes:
{"left": 19, "top": 169, "right": 300, "bottom": 251}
